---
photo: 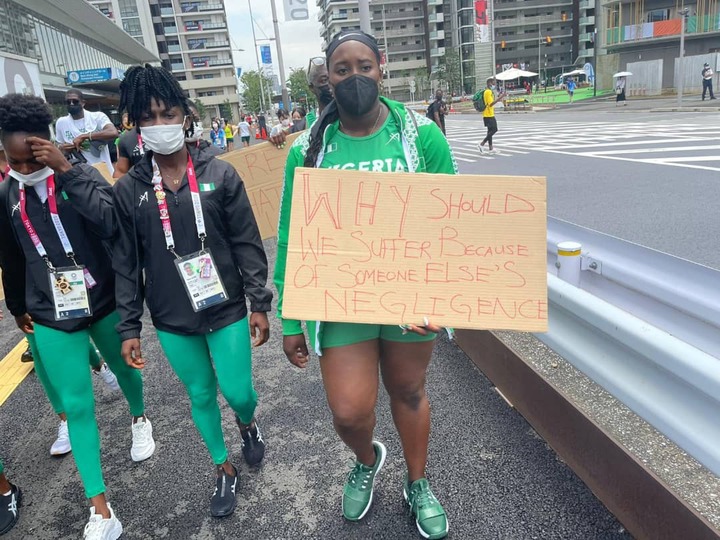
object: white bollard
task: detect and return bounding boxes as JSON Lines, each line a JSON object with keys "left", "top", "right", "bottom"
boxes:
{"left": 556, "top": 241, "right": 582, "bottom": 286}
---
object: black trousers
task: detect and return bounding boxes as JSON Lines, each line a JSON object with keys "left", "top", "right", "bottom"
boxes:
{"left": 702, "top": 79, "right": 715, "bottom": 99}
{"left": 482, "top": 116, "right": 498, "bottom": 146}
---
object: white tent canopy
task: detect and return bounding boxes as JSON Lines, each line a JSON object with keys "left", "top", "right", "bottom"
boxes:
{"left": 561, "top": 69, "right": 587, "bottom": 78}
{"left": 494, "top": 67, "right": 538, "bottom": 81}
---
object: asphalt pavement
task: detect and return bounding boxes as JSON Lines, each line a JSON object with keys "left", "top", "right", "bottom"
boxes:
{"left": 0, "top": 238, "right": 631, "bottom": 539}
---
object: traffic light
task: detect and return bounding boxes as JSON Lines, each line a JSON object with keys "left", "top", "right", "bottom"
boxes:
{"left": 546, "top": 36, "right": 552, "bottom": 44}
{"left": 501, "top": 40, "right": 506, "bottom": 49}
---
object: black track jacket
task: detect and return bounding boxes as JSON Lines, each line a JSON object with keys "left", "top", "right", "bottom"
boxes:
{"left": 0, "top": 165, "right": 116, "bottom": 331}
{"left": 112, "top": 144, "right": 272, "bottom": 340}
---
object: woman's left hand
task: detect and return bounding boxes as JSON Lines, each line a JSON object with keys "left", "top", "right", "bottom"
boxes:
{"left": 403, "top": 318, "right": 443, "bottom": 336}
{"left": 250, "top": 312, "right": 270, "bottom": 347}
{"left": 26, "top": 137, "right": 73, "bottom": 174}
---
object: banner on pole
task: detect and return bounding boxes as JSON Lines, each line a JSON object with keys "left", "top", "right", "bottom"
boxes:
{"left": 284, "top": 0, "right": 309, "bottom": 21}
{"left": 283, "top": 168, "right": 548, "bottom": 331}
{"left": 475, "top": 0, "right": 491, "bottom": 43}
{"left": 260, "top": 45, "right": 272, "bottom": 65}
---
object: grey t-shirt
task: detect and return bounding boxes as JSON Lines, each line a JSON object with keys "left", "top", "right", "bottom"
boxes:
{"left": 117, "top": 127, "right": 146, "bottom": 167}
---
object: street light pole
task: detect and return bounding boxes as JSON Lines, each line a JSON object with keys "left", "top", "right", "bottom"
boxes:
{"left": 382, "top": 4, "right": 392, "bottom": 96}
{"left": 677, "top": 8, "right": 689, "bottom": 106}
{"left": 270, "top": 0, "right": 290, "bottom": 111}
{"left": 538, "top": 22, "right": 542, "bottom": 85}
{"left": 593, "top": 28, "right": 598, "bottom": 97}
{"left": 358, "top": 0, "right": 371, "bottom": 33}
{"left": 247, "top": 0, "right": 265, "bottom": 112}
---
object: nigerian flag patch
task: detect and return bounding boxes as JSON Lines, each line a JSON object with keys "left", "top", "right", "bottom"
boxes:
{"left": 199, "top": 183, "right": 215, "bottom": 192}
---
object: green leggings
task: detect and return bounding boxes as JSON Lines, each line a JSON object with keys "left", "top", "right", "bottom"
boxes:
{"left": 33, "top": 312, "right": 145, "bottom": 498}
{"left": 0, "top": 459, "right": 3, "bottom": 475}
{"left": 27, "top": 334, "right": 103, "bottom": 415}
{"left": 156, "top": 317, "right": 256, "bottom": 465}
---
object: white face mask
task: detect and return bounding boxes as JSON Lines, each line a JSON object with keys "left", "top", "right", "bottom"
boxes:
{"left": 281, "top": 118, "right": 290, "bottom": 128}
{"left": 141, "top": 119, "right": 186, "bottom": 155}
{"left": 9, "top": 166, "right": 53, "bottom": 186}
{"left": 185, "top": 122, "right": 204, "bottom": 143}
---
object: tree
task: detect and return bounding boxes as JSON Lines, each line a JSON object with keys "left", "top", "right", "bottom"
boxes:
{"left": 411, "top": 67, "right": 431, "bottom": 99}
{"left": 240, "top": 70, "right": 273, "bottom": 113}
{"left": 440, "top": 49, "right": 462, "bottom": 95}
{"left": 218, "top": 99, "right": 233, "bottom": 122}
{"left": 193, "top": 99, "right": 208, "bottom": 123}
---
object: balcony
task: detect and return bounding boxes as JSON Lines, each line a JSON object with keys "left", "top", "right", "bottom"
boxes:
{"left": 184, "top": 22, "right": 227, "bottom": 32}
{"left": 428, "top": 0, "right": 442, "bottom": 5}
{"left": 209, "top": 59, "right": 232, "bottom": 66}
{"left": 206, "top": 40, "right": 230, "bottom": 49}
{"left": 430, "top": 46, "right": 446, "bottom": 57}
{"left": 579, "top": 0, "right": 593, "bottom": 8}
{"left": 164, "top": 26, "right": 179, "bottom": 34}
{"left": 199, "top": 3, "right": 224, "bottom": 11}
{"left": 579, "top": 32, "right": 593, "bottom": 42}
{"left": 170, "top": 63, "right": 185, "bottom": 72}
{"left": 430, "top": 12, "right": 444, "bottom": 23}
{"left": 579, "top": 47, "right": 594, "bottom": 57}
{"left": 160, "top": 7, "right": 174, "bottom": 16}
{"left": 430, "top": 30, "right": 445, "bottom": 40}
{"left": 168, "top": 44, "right": 182, "bottom": 53}
{"left": 579, "top": 16, "right": 595, "bottom": 25}
{"left": 606, "top": 15, "right": 720, "bottom": 47}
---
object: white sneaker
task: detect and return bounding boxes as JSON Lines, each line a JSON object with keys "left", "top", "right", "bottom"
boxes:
{"left": 489, "top": 148, "right": 500, "bottom": 155}
{"left": 130, "top": 418, "right": 156, "bottom": 462}
{"left": 477, "top": 143, "right": 486, "bottom": 154}
{"left": 50, "top": 420, "right": 71, "bottom": 456}
{"left": 83, "top": 504, "right": 123, "bottom": 540}
{"left": 94, "top": 363, "right": 120, "bottom": 391}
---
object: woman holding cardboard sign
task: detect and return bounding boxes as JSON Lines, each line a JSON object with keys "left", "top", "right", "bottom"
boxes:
{"left": 114, "top": 65, "right": 272, "bottom": 518}
{"left": 275, "top": 31, "right": 457, "bottom": 540}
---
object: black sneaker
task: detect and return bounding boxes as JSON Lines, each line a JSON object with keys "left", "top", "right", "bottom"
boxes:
{"left": 210, "top": 465, "right": 238, "bottom": 518}
{"left": 0, "top": 483, "right": 22, "bottom": 535}
{"left": 237, "top": 418, "right": 265, "bottom": 467}
{"left": 20, "top": 345, "right": 33, "bottom": 363}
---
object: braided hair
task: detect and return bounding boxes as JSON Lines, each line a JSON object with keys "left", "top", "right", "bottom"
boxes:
{"left": 303, "top": 30, "right": 381, "bottom": 168}
{"left": 0, "top": 93, "right": 53, "bottom": 141}
{"left": 119, "top": 64, "right": 191, "bottom": 128}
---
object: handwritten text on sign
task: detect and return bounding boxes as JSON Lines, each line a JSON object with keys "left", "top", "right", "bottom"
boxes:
{"left": 218, "top": 131, "right": 301, "bottom": 239}
{"left": 283, "top": 168, "right": 548, "bottom": 332}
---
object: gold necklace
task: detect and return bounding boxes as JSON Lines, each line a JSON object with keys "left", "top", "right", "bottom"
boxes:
{"left": 340, "top": 104, "right": 385, "bottom": 134}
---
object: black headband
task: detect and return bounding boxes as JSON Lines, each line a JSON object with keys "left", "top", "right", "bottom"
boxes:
{"left": 326, "top": 31, "right": 381, "bottom": 65}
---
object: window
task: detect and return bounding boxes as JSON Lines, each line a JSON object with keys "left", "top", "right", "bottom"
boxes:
{"left": 122, "top": 18, "right": 142, "bottom": 36}
{"left": 119, "top": 0, "right": 139, "bottom": 18}
{"left": 647, "top": 9, "right": 670, "bottom": 22}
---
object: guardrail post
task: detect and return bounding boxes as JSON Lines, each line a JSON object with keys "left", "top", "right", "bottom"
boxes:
{"left": 556, "top": 241, "right": 582, "bottom": 286}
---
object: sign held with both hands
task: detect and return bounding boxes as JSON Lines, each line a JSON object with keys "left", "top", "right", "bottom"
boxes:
{"left": 283, "top": 168, "right": 548, "bottom": 332}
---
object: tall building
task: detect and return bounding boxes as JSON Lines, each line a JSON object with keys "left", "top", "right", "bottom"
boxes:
{"left": 89, "top": 0, "right": 240, "bottom": 120}
{"left": 577, "top": 0, "right": 597, "bottom": 66}
{"left": 493, "top": 0, "right": 576, "bottom": 82}
{"left": 0, "top": 0, "right": 157, "bottom": 104}
{"left": 317, "top": 0, "right": 484, "bottom": 100}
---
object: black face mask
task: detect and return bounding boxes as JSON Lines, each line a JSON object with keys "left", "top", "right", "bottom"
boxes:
{"left": 67, "top": 104, "right": 83, "bottom": 116}
{"left": 317, "top": 85, "right": 334, "bottom": 106}
{"left": 333, "top": 75, "right": 378, "bottom": 116}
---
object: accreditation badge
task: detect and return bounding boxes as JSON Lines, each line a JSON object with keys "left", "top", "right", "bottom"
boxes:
{"left": 174, "top": 249, "right": 228, "bottom": 312}
{"left": 49, "top": 266, "right": 92, "bottom": 321}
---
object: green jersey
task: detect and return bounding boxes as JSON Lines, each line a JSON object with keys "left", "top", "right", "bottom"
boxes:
{"left": 274, "top": 97, "right": 458, "bottom": 341}
{"left": 305, "top": 108, "right": 317, "bottom": 129}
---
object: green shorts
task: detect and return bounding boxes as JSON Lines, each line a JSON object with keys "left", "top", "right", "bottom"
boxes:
{"left": 310, "top": 321, "right": 436, "bottom": 352}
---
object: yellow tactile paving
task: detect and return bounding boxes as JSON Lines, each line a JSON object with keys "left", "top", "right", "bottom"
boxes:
{"left": 0, "top": 339, "right": 33, "bottom": 407}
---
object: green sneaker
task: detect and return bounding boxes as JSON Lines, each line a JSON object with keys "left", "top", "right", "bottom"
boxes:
{"left": 342, "top": 440, "right": 387, "bottom": 521}
{"left": 404, "top": 477, "right": 449, "bottom": 539}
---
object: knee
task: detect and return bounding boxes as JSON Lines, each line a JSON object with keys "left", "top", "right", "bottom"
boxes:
{"left": 62, "top": 395, "right": 95, "bottom": 421}
{"left": 388, "top": 383, "right": 427, "bottom": 411}
{"left": 187, "top": 384, "right": 218, "bottom": 412}
{"left": 330, "top": 402, "right": 375, "bottom": 432}
{"left": 225, "top": 391, "right": 257, "bottom": 416}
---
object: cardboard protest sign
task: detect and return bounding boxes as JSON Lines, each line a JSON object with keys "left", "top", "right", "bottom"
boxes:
{"left": 218, "top": 132, "right": 302, "bottom": 239}
{"left": 283, "top": 168, "right": 547, "bottom": 332}
{"left": 92, "top": 162, "right": 115, "bottom": 185}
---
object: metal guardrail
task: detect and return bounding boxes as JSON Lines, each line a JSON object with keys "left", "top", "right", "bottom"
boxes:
{"left": 537, "top": 217, "right": 720, "bottom": 476}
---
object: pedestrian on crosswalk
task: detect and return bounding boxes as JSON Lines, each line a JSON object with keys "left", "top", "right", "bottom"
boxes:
{"left": 475, "top": 77, "right": 506, "bottom": 154}
{"left": 115, "top": 65, "right": 272, "bottom": 520}
{"left": 0, "top": 93, "right": 155, "bottom": 540}
{"left": 701, "top": 63, "right": 716, "bottom": 101}
{"left": 615, "top": 76, "right": 627, "bottom": 106}
{"left": 276, "top": 30, "right": 455, "bottom": 540}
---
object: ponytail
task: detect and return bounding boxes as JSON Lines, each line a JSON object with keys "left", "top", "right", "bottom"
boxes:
{"left": 303, "top": 101, "right": 339, "bottom": 168}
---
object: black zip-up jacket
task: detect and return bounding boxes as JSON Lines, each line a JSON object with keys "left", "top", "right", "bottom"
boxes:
{"left": 113, "top": 144, "right": 272, "bottom": 340}
{"left": 0, "top": 165, "right": 116, "bottom": 331}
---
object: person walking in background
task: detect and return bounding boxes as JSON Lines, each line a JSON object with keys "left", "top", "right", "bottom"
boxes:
{"left": 276, "top": 30, "right": 456, "bottom": 540}
{"left": 566, "top": 78, "right": 576, "bottom": 103}
{"left": 476, "top": 77, "right": 505, "bottom": 154}
{"left": 427, "top": 89, "right": 447, "bottom": 135}
{"left": 209, "top": 119, "right": 226, "bottom": 151}
{"left": 237, "top": 117, "right": 253, "bottom": 147}
{"left": 115, "top": 65, "right": 272, "bottom": 519}
{"left": 55, "top": 89, "right": 118, "bottom": 175}
{"left": 702, "top": 63, "right": 716, "bottom": 100}
{"left": 223, "top": 120, "right": 235, "bottom": 152}
{"left": 615, "top": 76, "right": 627, "bottom": 106}
{"left": 257, "top": 112, "right": 268, "bottom": 140}
{"left": 0, "top": 93, "right": 155, "bottom": 540}
{"left": 0, "top": 457, "right": 21, "bottom": 536}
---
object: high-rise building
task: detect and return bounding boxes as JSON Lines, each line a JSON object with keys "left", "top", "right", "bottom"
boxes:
{"left": 317, "top": 0, "right": 485, "bottom": 100}
{"left": 89, "top": 0, "right": 240, "bottom": 120}
{"left": 493, "top": 0, "right": 576, "bottom": 82}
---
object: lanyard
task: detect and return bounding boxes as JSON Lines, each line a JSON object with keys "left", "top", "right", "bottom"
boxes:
{"left": 151, "top": 154, "right": 206, "bottom": 257}
{"left": 19, "top": 175, "right": 77, "bottom": 270}
{"left": 136, "top": 133, "right": 145, "bottom": 155}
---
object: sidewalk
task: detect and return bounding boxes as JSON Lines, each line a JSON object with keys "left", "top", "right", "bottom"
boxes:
{"left": 0, "top": 240, "right": 631, "bottom": 540}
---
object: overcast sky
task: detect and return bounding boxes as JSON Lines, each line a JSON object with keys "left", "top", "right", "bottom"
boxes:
{"left": 226, "top": 1, "right": 325, "bottom": 80}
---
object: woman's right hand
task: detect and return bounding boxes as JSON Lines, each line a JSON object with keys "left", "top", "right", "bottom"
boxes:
{"left": 15, "top": 313, "right": 34, "bottom": 334}
{"left": 283, "top": 334, "right": 309, "bottom": 368}
{"left": 121, "top": 338, "right": 145, "bottom": 369}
